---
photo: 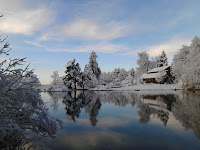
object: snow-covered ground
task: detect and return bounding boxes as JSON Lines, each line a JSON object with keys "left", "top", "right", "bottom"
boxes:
{"left": 38, "top": 85, "right": 68, "bottom": 92}
{"left": 91, "top": 83, "right": 182, "bottom": 91}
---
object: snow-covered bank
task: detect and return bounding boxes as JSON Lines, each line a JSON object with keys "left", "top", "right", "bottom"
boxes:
{"left": 91, "top": 83, "right": 183, "bottom": 91}
{"left": 38, "top": 85, "right": 68, "bottom": 92}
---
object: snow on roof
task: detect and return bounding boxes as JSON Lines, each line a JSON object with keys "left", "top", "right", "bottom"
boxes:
{"left": 140, "top": 71, "right": 167, "bottom": 79}
{"left": 147, "top": 66, "right": 169, "bottom": 73}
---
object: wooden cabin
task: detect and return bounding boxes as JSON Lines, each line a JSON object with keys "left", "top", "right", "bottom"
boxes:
{"left": 140, "top": 66, "right": 171, "bottom": 84}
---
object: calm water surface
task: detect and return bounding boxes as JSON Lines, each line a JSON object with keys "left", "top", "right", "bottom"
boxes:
{"left": 38, "top": 91, "right": 200, "bottom": 150}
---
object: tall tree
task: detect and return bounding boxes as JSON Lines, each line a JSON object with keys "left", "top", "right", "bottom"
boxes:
{"left": 118, "top": 68, "right": 128, "bottom": 81}
{"left": 63, "top": 59, "right": 82, "bottom": 89}
{"left": 63, "top": 59, "right": 91, "bottom": 89}
{"left": 157, "top": 50, "right": 168, "bottom": 67}
{"left": 136, "top": 51, "right": 149, "bottom": 80}
{"left": 88, "top": 51, "right": 101, "bottom": 80}
{"left": 172, "top": 45, "right": 190, "bottom": 83}
{"left": 172, "top": 36, "right": 200, "bottom": 88}
{"left": 50, "top": 70, "right": 62, "bottom": 85}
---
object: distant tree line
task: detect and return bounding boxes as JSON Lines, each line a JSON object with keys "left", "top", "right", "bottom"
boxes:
{"left": 50, "top": 36, "right": 200, "bottom": 89}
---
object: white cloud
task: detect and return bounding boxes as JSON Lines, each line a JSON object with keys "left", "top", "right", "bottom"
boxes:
{"left": 25, "top": 38, "right": 128, "bottom": 53}
{"left": 123, "top": 37, "right": 191, "bottom": 60}
{"left": 0, "top": 0, "right": 53, "bottom": 35}
{"left": 46, "top": 42, "right": 128, "bottom": 53}
{"left": 24, "top": 40, "right": 44, "bottom": 48}
{"left": 145, "top": 38, "right": 191, "bottom": 59}
{"left": 63, "top": 19, "right": 125, "bottom": 40}
{"left": 39, "top": 19, "right": 126, "bottom": 41}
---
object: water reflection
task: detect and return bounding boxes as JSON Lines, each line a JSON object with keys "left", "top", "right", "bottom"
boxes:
{"left": 172, "top": 92, "right": 200, "bottom": 139}
{"left": 62, "top": 91, "right": 101, "bottom": 126}
{"left": 137, "top": 94, "right": 177, "bottom": 126}
{"left": 46, "top": 90, "right": 200, "bottom": 149}
{"left": 48, "top": 91, "right": 200, "bottom": 131}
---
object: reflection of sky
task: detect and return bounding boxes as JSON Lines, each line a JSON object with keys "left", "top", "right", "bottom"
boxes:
{"left": 40, "top": 92, "right": 200, "bottom": 150}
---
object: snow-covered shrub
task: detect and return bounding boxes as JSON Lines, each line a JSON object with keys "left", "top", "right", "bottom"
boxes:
{"left": 0, "top": 36, "right": 62, "bottom": 149}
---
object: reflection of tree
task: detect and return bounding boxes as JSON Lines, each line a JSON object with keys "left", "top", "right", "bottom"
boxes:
{"left": 157, "top": 110, "right": 169, "bottom": 126}
{"left": 137, "top": 94, "right": 175, "bottom": 126}
{"left": 48, "top": 92, "right": 68, "bottom": 111}
{"left": 138, "top": 104, "right": 150, "bottom": 124}
{"left": 48, "top": 92, "right": 58, "bottom": 111}
{"left": 97, "top": 91, "right": 130, "bottom": 107}
{"left": 62, "top": 91, "right": 102, "bottom": 126}
{"left": 63, "top": 91, "right": 84, "bottom": 122}
{"left": 0, "top": 135, "right": 45, "bottom": 150}
{"left": 172, "top": 92, "right": 200, "bottom": 139}
{"left": 85, "top": 97, "right": 102, "bottom": 126}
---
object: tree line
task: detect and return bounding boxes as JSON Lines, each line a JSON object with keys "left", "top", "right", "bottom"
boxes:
{"left": 50, "top": 36, "right": 200, "bottom": 89}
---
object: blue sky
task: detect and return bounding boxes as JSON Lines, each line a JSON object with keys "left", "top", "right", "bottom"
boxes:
{"left": 0, "top": 0, "right": 200, "bottom": 84}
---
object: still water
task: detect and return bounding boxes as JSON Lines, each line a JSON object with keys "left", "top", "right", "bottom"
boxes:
{"left": 39, "top": 90, "right": 200, "bottom": 150}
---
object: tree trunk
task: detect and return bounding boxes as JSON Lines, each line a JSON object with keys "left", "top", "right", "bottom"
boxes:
{"left": 74, "top": 82, "right": 77, "bottom": 90}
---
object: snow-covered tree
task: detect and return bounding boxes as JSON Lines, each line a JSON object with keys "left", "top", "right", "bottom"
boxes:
{"left": 22, "top": 72, "right": 41, "bottom": 88}
{"left": 136, "top": 51, "right": 149, "bottom": 81}
{"left": 84, "top": 64, "right": 98, "bottom": 88}
{"left": 50, "top": 70, "right": 63, "bottom": 85}
{"left": 118, "top": 68, "right": 128, "bottom": 81}
{"left": 86, "top": 51, "right": 101, "bottom": 80}
{"left": 157, "top": 50, "right": 168, "bottom": 67}
{"left": 148, "top": 58, "right": 157, "bottom": 69}
{"left": 185, "top": 36, "right": 200, "bottom": 86}
{"left": 63, "top": 59, "right": 91, "bottom": 89}
{"left": 78, "top": 72, "right": 92, "bottom": 90}
{"left": 0, "top": 36, "right": 62, "bottom": 149}
{"left": 128, "top": 68, "right": 135, "bottom": 77}
{"left": 99, "top": 71, "right": 113, "bottom": 84}
{"left": 172, "top": 45, "right": 190, "bottom": 83}
{"left": 172, "top": 36, "right": 200, "bottom": 88}
{"left": 125, "top": 68, "right": 135, "bottom": 84}
{"left": 63, "top": 59, "right": 82, "bottom": 89}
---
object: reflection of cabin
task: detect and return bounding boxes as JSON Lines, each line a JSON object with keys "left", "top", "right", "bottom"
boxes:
{"left": 140, "top": 66, "right": 171, "bottom": 84}
{"left": 142, "top": 95, "right": 175, "bottom": 111}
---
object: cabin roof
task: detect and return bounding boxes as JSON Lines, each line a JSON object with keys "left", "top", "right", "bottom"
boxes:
{"left": 147, "top": 66, "right": 169, "bottom": 73}
{"left": 140, "top": 71, "right": 167, "bottom": 79}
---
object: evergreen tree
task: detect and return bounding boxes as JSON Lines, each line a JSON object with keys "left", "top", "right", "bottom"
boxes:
{"left": 63, "top": 59, "right": 82, "bottom": 89}
{"left": 129, "top": 68, "right": 135, "bottom": 77}
{"left": 84, "top": 51, "right": 101, "bottom": 88}
{"left": 88, "top": 51, "right": 101, "bottom": 80}
{"left": 63, "top": 59, "right": 91, "bottom": 89}
{"left": 157, "top": 50, "right": 168, "bottom": 67}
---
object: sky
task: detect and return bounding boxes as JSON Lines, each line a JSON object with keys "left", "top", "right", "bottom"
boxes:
{"left": 0, "top": 0, "right": 200, "bottom": 85}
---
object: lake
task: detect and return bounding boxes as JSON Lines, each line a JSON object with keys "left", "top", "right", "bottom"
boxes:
{"left": 37, "top": 90, "right": 200, "bottom": 150}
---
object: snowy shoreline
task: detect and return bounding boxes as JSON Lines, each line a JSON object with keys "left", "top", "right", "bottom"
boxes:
{"left": 37, "top": 85, "right": 68, "bottom": 92}
{"left": 38, "top": 83, "right": 200, "bottom": 92}
{"left": 90, "top": 83, "right": 183, "bottom": 91}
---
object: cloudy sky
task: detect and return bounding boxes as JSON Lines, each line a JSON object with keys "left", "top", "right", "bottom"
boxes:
{"left": 0, "top": 0, "right": 199, "bottom": 84}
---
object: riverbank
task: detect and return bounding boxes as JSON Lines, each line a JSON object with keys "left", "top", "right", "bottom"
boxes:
{"left": 91, "top": 83, "right": 183, "bottom": 91}
{"left": 37, "top": 85, "right": 68, "bottom": 92}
